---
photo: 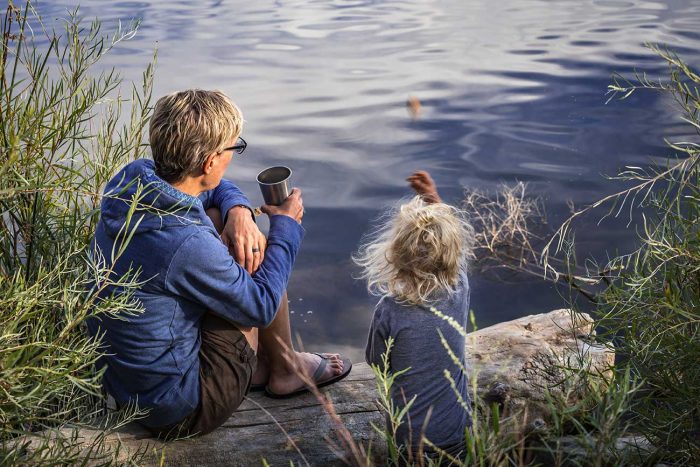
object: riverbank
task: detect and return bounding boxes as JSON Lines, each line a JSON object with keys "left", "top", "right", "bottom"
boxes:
{"left": 17, "top": 309, "right": 618, "bottom": 466}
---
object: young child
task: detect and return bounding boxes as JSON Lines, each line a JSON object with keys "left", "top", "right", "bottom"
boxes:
{"left": 356, "top": 171, "right": 474, "bottom": 459}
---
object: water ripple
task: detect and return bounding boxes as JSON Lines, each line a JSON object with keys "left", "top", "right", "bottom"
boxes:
{"left": 28, "top": 0, "right": 700, "bottom": 350}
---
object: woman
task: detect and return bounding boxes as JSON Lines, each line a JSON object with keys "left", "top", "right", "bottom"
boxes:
{"left": 88, "top": 89, "right": 352, "bottom": 438}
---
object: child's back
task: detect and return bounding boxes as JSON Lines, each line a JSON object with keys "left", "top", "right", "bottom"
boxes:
{"left": 365, "top": 272, "right": 471, "bottom": 455}
{"left": 355, "top": 171, "right": 474, "bottom": 458}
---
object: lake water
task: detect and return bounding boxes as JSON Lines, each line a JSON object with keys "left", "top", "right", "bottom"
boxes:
{"left": 36, "top": 0, "right": 700, "bottom": 363}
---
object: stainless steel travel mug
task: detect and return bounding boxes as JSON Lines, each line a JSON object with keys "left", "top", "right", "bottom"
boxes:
{"left": 257, "top": 166, "right": 292, "bottom": 206}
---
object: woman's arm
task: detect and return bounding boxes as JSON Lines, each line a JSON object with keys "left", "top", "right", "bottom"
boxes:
{"left": 200, "top": 180, "right": 268, "bottom": 274}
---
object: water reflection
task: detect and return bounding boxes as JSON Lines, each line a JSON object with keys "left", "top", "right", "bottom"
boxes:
{"left": 34, "top": 0, "right": 700, "bottom": 362}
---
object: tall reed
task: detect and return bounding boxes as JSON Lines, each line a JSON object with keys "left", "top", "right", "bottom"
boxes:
{"left": 462, "top": 44, "right": 700, "bottom": 464}
{"left": 1, "top": 1, "right": 154, "bottom": 464}
{"left": 588, "top": 45, "right": 700, "bottom": 464}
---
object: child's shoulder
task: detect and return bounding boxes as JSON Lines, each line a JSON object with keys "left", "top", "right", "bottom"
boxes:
{"left": 373, "top": 296, "right": 439, "bottom": 330}
{"left": 376, "top": 295, "right": 425, "bottom": 314}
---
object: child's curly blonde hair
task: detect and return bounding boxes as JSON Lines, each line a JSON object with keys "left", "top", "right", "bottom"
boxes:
{"left": 354, "top": 196, "right": 475, "bottom": 306}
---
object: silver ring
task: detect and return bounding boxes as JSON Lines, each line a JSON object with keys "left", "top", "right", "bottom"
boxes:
{"left": 252, "top": 247, "right": 260, "bottom": 253}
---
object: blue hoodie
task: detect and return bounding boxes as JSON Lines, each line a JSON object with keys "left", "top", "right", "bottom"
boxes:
{"left": 86, "top": 159, "right": 304, "bottom": 427}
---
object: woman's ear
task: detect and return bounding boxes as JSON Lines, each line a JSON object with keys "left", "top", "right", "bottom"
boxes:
{"left": 202, "top": 152, "right": 217, "bottom": 175}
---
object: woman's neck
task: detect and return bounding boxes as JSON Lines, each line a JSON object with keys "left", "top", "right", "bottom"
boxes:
{"left": 171, "top": 176, "right": 205, "bottom": 197}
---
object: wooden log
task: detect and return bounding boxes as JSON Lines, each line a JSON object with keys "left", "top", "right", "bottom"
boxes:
{"left": 17, "top": 309, "right": 613, "bottom": 466}
{"left": 19, "top": 363, "right": 386, "bottom": 466}
{"left": 528, "top": 434, "right": 653, "bottom": 466}
{"left": 466, "top": 308, "right": 614, "bottom": 420}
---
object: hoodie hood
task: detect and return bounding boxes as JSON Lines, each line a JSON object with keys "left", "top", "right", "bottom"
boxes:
{"left": 100, "top": 159, "right": 211, "bottom": 238}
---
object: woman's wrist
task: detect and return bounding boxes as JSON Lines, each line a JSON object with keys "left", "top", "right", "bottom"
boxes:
{"left": 228, "top": 204, "right": 254, "bottom": 219}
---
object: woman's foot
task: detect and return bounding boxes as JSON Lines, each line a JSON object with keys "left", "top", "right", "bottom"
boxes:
{"left": 266, "top": 351, "right": 345, "bottom": 396}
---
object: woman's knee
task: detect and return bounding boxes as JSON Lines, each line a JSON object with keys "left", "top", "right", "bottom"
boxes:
{"left": 205, "top": 207, "right": 223, "bottom": 233}
{"left": 240, "top": 326, "right": 258, "bottom": 352}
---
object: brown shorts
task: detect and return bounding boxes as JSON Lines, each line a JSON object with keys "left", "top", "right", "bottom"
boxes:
{"left": 150, "top": 313, "right": 257, "bottom": 439}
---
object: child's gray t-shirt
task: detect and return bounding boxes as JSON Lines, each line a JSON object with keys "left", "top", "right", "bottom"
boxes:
{"left": 365, "top": 273, "right": 472, "bottom": 452}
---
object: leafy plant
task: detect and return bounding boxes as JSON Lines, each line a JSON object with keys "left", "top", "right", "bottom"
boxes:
{"left": 586, "top": 45, "right": 700, "bottom": 464}
{"left": 0, "top": 1, "right": 155, "bottom": 463}
{"left": 369, "top": 337, "right": 417, "bottom": 465}
{"left": 465, "top": 44, "right": 700, "bottom": 464}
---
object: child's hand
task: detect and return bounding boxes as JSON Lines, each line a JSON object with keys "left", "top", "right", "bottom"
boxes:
{"left": 407, "top": 171, "right": 442, "bottom": 204}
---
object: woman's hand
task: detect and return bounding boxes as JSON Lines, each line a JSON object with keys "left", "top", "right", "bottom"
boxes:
{"left": 221, "top": 206, "right": 267, "bottom": 274}
{"left": 407, "top": 171, "right": 442, "bottom": 204}
{"left": 261, "top": 188, "right": 304, "bottom": 223}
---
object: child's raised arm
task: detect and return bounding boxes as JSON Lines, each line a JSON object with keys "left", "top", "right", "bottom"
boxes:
{"left": 407, "top": 171, "right": 442, "bottom": 204}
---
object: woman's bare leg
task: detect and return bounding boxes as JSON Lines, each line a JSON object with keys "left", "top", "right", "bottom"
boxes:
{"left": 205, "top": 207, "right": 344, "bottom": 393}
{"left": 206, "top": 207, "right": 225, "bottom": 234}
{"left": 258, "top": 291, "right": 344, "bottom": 394}
{"left": 207, "top": 207, "right": 258, "bottom": 352}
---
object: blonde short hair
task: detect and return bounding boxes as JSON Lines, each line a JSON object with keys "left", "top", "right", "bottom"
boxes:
{"left": 149, "top": 89, "right": 243, "bottom": 183}
{"left": 354, "top": 196, "right": 474, "bottom": 306}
